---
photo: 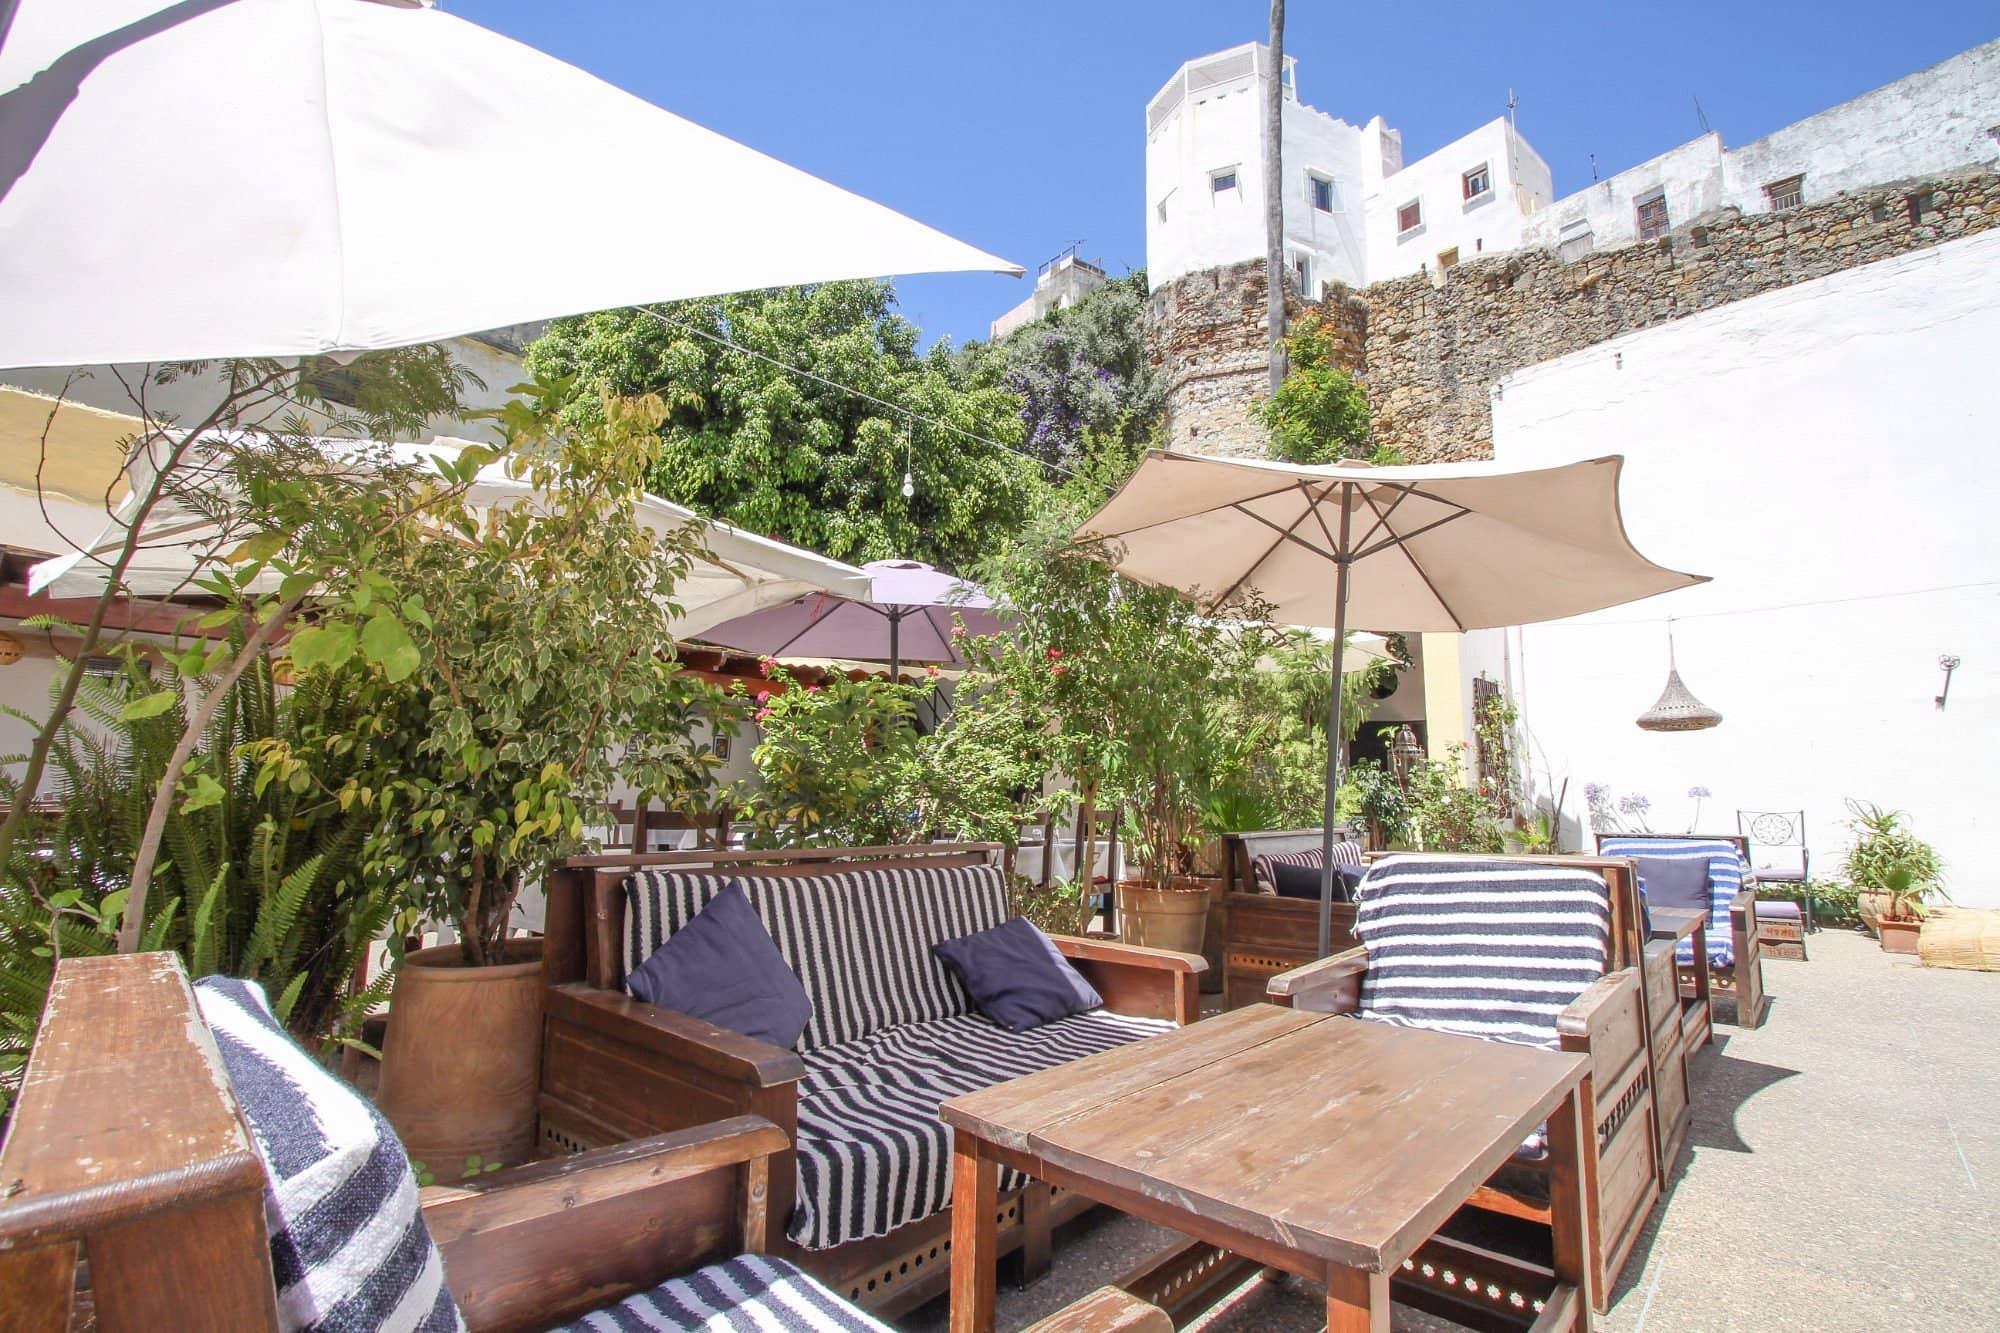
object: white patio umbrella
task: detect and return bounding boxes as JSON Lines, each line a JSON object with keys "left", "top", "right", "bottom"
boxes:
{"left": 0, "top": 0, "right": 1020, "bottom": 369}
{"left": 28, "top": 436, "right": 873, "bottom": 637}
{"left": 1075, "top": 451, "right": 1707, "bottom": 952}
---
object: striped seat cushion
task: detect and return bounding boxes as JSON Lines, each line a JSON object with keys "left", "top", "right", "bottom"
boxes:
{"left": 193, "top": 978, "right": 463, "bottom": 1333}
{"left": 558, "top": 1255, "right": 893, "bottom": 1332}
{"left": 789, "top": 1010, "right": 1173, "bottom": 1249}
{"left": 623, "top": 864, "right": 1011, "bottom": 1051}
{"left": 1250, "top": 840, "right": 1362, "bottom": 892}
{"left": 1353, "top": 855, "right": 1611, "bottom": 1052}
{"left": 1599, "top": 836, "right": 1748, "bottom": 967}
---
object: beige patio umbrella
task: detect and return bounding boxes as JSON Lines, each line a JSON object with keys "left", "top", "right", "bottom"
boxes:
{"left": 1075, "top": 451, "right": 1706, "bottom": 952}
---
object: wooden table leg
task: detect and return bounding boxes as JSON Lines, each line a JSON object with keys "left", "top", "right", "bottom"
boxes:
{"left": 1324, "top": 1266, "right": 1389, "bottom": 1333}
{"left": 1544, "top": 1084, "right": 1594, "bottom": 1331}
{"left": 950, "top": 1130, "right": 1000, "bottom": 1333}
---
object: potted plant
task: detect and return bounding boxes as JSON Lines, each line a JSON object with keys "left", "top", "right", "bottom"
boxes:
{"left": 1841, "top": 801, "right": 1943, "bottom": 951}
{"left": 302, "top": 383, "right": 731, "bottom": 1167}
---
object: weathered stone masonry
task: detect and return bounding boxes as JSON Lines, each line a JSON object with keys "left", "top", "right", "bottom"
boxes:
{"left": 1148, "top": 170, "right": 2000, "bottom": 462}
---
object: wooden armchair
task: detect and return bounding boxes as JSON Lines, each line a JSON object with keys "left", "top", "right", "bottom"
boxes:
{"left": 1596, "top": 832, "right": 1769, "bottom": 1028}
{"left": 1266, "top": 854, "right": 1664, "bottom": 1316}
{"left": 0, "top": 952, "right": 1163, "bottom": 1333}
{"left": 1217, "top": 826, "right": 1366, "bottom": 1010}
{"left": 541, "top": 842, "right": 1204, "bottom": 1318}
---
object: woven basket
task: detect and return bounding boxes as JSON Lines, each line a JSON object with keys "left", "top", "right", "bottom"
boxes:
{"left": 1917, "top": 908, "right": 2000, "bottom": 972}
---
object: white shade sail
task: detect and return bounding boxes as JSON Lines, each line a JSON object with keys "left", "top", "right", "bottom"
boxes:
{"left": 27, "top": 437, "right": 872, "bottom": 638}
{"left": 1076, "top": 452, "right": 1706, "bottom": 632}
{"left": 0, "top": 0, "right": 1020, "bottom": 369}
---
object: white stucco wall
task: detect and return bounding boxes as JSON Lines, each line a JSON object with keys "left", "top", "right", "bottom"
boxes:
{"left": 1145, "top": 44, "right": 1372, "bottom": 292}
{"left": 1521, "top": 134, "right": 1726, "bottom": 255}
{"left": 1472, "top": 228, "right": 2000, "bottom": 904}
{"left": 1365, "top": 119, "right": 1553, "bottom": 282}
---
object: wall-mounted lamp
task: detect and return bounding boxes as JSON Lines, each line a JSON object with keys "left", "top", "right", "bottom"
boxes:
{"left": 1936, "top": 654, "right": 1961, "bottom": 709}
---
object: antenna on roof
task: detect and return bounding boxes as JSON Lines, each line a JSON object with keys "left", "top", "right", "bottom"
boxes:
{"left": 1693, "top": 94, "right": 1711, "bottom": 134}
{"left": 1507, "top": 87, "right": 1518, "bottom": 128}
{"left": 1589, "top": 152, "right": 1599, "bottom": 182}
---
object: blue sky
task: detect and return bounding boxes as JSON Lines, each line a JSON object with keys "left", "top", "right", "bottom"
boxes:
{"left": 456, "top": 1, "right": 1996, "bottom": 349}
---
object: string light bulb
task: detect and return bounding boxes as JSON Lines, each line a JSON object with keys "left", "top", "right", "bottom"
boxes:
{"left": 900, "top": 417, "right": 916, "bottom": 499}
{"left": 900, "top": 471, "right": 915, "bottom": 499}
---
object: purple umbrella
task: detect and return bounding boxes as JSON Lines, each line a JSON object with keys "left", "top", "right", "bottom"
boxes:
{"left": 695, "top": 559, "right": 1009, "bottom": 678}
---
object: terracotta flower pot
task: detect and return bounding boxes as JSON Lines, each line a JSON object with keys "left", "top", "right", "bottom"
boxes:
{"left": 376, "top": 938, "right": 544, "bottom": 1174}
{"left": 1115, "top": 878, "right": 1211, "bottom": 957}
{"left": 1878, "top": 917, "right": 1922, "bottom": 955}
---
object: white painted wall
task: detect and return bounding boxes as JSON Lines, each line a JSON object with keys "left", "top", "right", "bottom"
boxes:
{"left": 1471, "top": 229, "right": 2000, "bottom": 904}
{"left": 1365, "top": 118, "right": 1554, "bottom": 282}
{"left": 1526, "top": 38, "right": 2000, "bottom": 256}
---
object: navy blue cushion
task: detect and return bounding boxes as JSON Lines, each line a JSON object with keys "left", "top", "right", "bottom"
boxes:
{"left": 626, "top": 882, "right": 813, "bottom": 1049}
{"left": 1637, "top": 855, "right": 1712, "bottom": 915}
{"left": 1272, "top": 860, "right": 1360, "bottom": 902}
{"left": 933, "top": 917, "right": 1103, "bottom": 1032}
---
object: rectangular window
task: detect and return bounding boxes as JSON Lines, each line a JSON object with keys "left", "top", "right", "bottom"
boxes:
{"left": 1309, "top": 173, "right": 1334, "bottom": 212}
{"left": 1635, "top": 190, "right": 1670, "bottom": 240}
{"left": 1210, "top": 168, "right": 1238, "bottom": 194}
{"left": 1292, "top": 253, "right": 1312, "bottom": 296}
{"left": 1396, "top": 199, "right": 1423, "bottom": 234}
{"left": 1764, "top": 175, "right": 1804, "bottom": 211}
{"left": 1462, "top": 163, "right": 1491, "bottom": 200}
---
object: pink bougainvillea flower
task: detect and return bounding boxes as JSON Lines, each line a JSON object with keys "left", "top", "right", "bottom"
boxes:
{"left": 752, "top": 688, "right": 771, "bottom": 703}
{"left": 758, "top": 656, "right": 777, "bottom": 677}
{"left": 1051, "top": 664, "right": 1068, "bottom": 677}
{"left": 755, "top": 707, "right": 773, "bottom": 722}
{"left": 1045, "top": 646, "right": 1064, "bottom": 660}
{"left": 950, "top": 624, "right": 967, "bottom": 640}
{"left": 925, "top": 664, "right": 941, "bottom": 678}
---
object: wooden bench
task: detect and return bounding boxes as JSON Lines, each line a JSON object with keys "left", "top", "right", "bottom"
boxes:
{"left": 540, "top": 842, "right": 1205, "bottom": 1318}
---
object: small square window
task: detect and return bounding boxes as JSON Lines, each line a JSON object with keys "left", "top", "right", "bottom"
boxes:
{"left": 1396, "top": 200, "right": 1423, "bottom": 234}
{"left": 1462, "top": 164, "right": 1491, "bottom": 200}
{"left": 1310, "top": 173, "right": 1334, "bottom": 212}
{"left": 1437, "top": 247, "right": 1459, "bottom": 272}
{"left": 1635, "top": 191, "right": 1670, "bottom": 240}
{"left": 1210, "top": 169, "right": 1238, "bottom": 194}
{"left": 1764, "top": 175, "right": 1804, "bottom": 211}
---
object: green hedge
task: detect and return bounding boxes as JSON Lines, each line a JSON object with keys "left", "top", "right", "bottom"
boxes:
{"left": 1758, "top": 881, "right": 1859, "bottom": 927}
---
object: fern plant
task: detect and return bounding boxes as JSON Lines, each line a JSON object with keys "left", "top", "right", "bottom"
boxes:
{"left": 2, "top": 648, "right": 399, "bottom": 1112}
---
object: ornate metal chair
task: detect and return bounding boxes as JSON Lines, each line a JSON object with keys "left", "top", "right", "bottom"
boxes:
{"left": 1738, "top": 809, "right": 1812, "bottom": 956}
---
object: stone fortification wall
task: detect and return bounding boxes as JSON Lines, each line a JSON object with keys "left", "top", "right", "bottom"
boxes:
{"left": 1146, "top": 171, "right": 2000, "bottom": 461}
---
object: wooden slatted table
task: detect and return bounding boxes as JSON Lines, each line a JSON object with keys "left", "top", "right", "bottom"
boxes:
{"left": 941, "top": 1004, "right": 1592, "bottom": 1333}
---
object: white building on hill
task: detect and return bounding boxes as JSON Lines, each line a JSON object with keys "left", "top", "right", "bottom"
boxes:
{"left": 1144, "top": 42, "right": 1554, "bottom": 293}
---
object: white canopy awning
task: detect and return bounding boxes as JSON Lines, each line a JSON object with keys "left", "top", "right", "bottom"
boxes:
{"left": 0, "top": 0, "right": 1020, "bottom": 369}
{"left": 27, "top": 437, "right": 871, "bottom": 638}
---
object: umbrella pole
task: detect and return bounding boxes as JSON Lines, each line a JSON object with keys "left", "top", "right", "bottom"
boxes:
{"left": 889, "top": 611, "right": 900, "bottom": 681}
{"left": 1319, "top": 496, "right": 1355, "bottom": 959}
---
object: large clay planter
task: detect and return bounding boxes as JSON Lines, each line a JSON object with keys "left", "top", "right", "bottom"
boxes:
{"left": 1116, "top": 878, "right": 1210, "bottom": 957}
{"left": 1857, "top": 888, "right": 1893, "bottom": 936}
{"left": 376, "top": 938, "right": 544, "bottom": 1175}
{"left": 1878, "top": 917, "right": 1922, "bottom": 955}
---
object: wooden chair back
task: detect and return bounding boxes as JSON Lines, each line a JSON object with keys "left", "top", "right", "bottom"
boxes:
{"left": 604, "top": 800, "right": 731, "bottom": 853}
{"left": 545, "top": 842, "right": 1007, "bottom": 992}
{"left": 0, "top": 954, "right": 282, "bottom": 1330}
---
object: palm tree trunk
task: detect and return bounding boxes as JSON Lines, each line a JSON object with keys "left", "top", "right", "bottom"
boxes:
{"left": 1265, "top": 0, "right": 1288, "bottom": 396}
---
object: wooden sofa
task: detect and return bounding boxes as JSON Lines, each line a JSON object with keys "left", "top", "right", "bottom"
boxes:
{"left": 0, "top": 952, "right": 1164, "bottom": 1333}
{"left": 1218, "top": 826, "right": 1366, "bottom": 1009}
{"left": 540, "top": 841, "right": 1205, "bottom": 1318}
{"left": 1595, "top": 832, "right": 1769, "bottom": 1029}
{"left": 1266, "top": 853, "right": 1670, "bottom": 1317}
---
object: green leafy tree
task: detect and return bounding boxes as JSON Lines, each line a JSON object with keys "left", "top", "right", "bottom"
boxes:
{"left": 525, "top": 283, "right": 1043, "bottom": 572}
{"left": 1259, "top": 313, "right": 1375, "bottom": 464}
{"left": 731, "top": 664, "right": 925, "bottom": 848}
{"left": 957, "top": 272, "right": 1163, "bottom": 478}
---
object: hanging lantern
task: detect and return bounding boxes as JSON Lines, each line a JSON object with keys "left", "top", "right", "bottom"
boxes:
{"left": 1637, "top": 620, "right": 1721, "bottom": 732}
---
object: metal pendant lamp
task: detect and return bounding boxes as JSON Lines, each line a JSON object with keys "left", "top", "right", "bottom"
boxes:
{"left": 1637, "top": 619, "right": 1722, "bottom": 732}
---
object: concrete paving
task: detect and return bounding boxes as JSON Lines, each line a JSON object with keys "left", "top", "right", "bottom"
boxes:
{"left": 901, "top": 930, "right": 2000, "bottom": 1331}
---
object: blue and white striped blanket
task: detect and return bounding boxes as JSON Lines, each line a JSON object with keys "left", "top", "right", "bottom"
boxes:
{"left": 195, "top": 978, "right": 464, "bottom": 1333}
{"left": 1600, "top": 836, "right": 1752, "bottom": 967}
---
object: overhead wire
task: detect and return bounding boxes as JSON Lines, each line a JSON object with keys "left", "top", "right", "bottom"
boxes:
{"left": 1523, "top": 578, "right": 2000, "bottom": 628}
